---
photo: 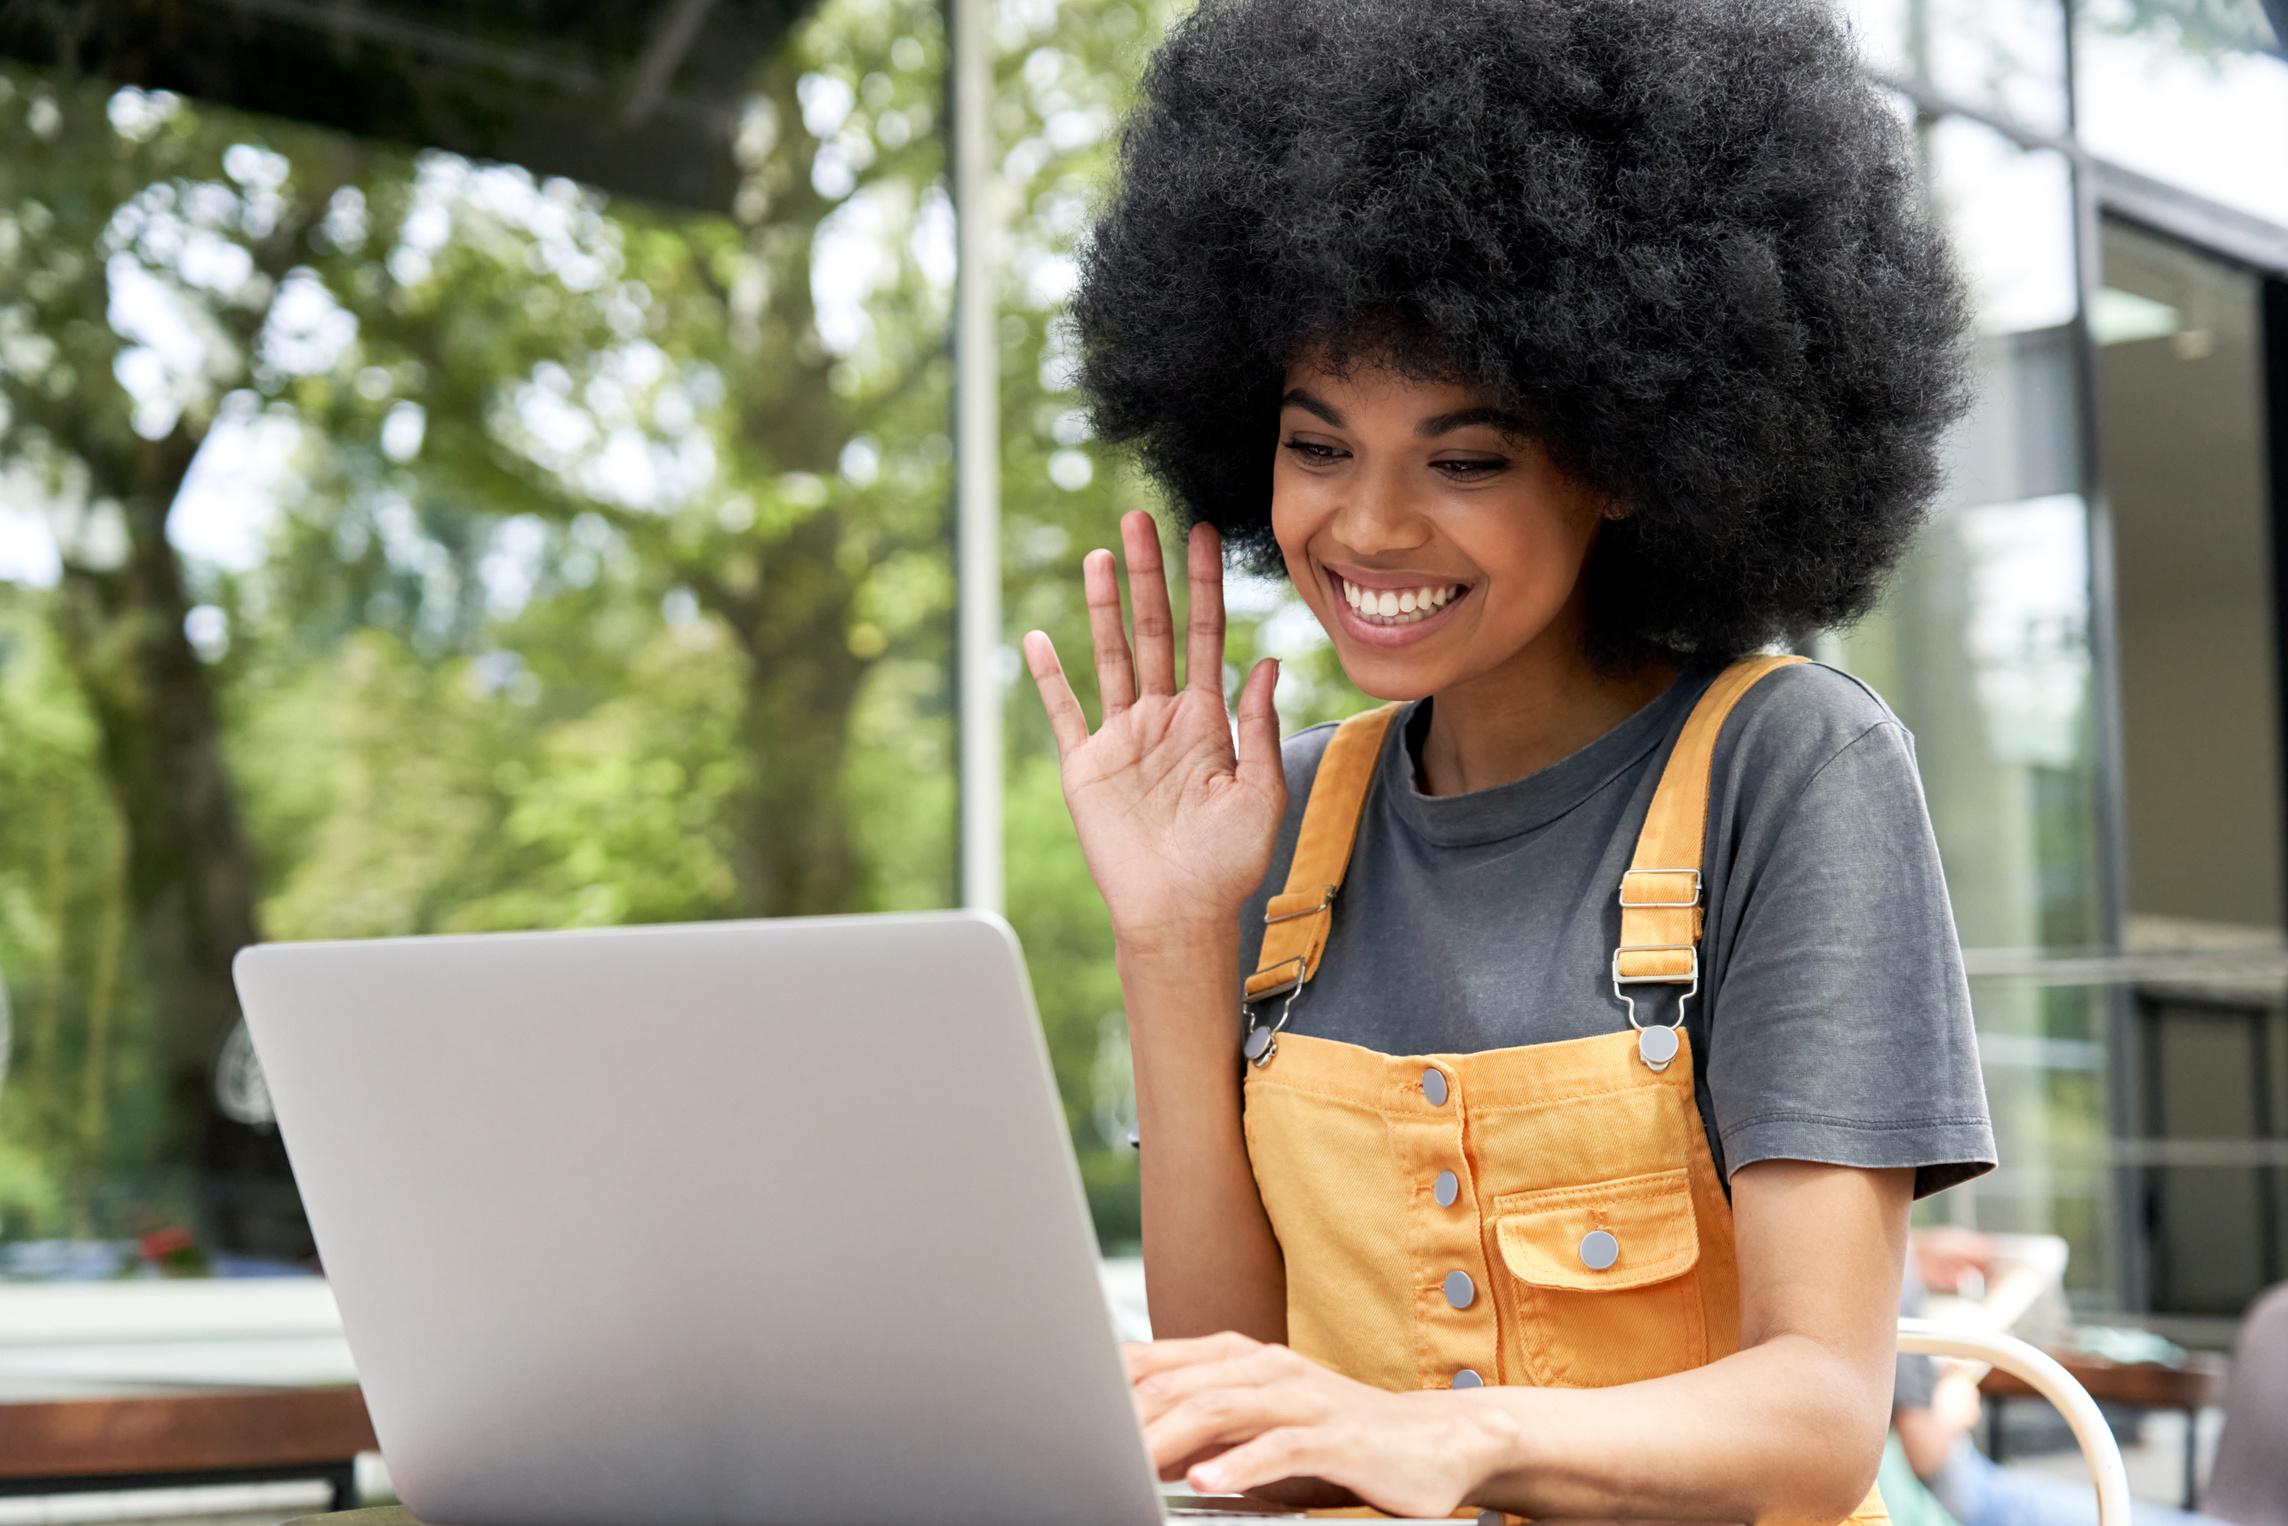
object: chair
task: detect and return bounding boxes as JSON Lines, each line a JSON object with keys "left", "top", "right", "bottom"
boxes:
{"left": 2201, "top": 1282, "right": 2288, "bottom": 1526}
{"left": 1898, "top": 1318, "right": 2131, "bottom": 1526}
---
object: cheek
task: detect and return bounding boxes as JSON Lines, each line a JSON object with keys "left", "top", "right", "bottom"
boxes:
{"left": 1268, "top": 466, "right": 1321, "bottom": 583}
{"left": 1454, "top": 496, "right": 1600, "bottom": 596}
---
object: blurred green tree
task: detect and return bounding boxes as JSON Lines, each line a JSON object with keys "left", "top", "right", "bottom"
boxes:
{"left": 0, "top": 0, "right": 1367, "bottom": 1257}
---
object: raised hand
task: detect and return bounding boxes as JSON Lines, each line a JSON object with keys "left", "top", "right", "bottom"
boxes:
{"left": 1023, "top": 513, "right": 1286, "bottom": 949}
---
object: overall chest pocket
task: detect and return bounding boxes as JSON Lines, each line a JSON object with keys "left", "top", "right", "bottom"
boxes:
{"left": 1492, "top": 1167, "right": 1708, "bottom": 1388}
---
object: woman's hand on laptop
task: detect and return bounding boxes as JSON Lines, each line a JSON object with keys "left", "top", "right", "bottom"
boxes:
{"left": 1023, "top": 513, "right": 1286, "bottom": 950}
{"left": 1126, "top": 1332, "right": 1509, "bottom": 1518}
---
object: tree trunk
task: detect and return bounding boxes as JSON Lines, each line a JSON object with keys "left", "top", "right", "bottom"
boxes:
{"left": 52, "top": 426, "right": 305, "bottom": 1261}
{"left": 719, "top": 510, "right": 871, "bottom": 918}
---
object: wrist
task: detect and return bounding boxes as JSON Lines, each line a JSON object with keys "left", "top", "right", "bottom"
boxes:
{"left": 1112, "top": 914, "right": 1242, "bottom": 966}
{"left": 1459, "top": 1389, "right": 1538, "bottom": 1508}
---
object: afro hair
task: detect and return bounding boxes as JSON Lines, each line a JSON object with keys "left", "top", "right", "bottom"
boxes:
{"left": 1072, "top": 0, "right": 1972, "bottom": 664}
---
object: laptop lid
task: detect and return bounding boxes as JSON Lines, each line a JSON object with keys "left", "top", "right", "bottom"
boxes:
{"left": 236, "top": 911, "right": 1165, "bottom": 1526}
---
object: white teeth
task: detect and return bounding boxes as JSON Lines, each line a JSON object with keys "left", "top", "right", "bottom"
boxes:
{"left": 1339, "top": 579, "right": 1463, "bottom": 627}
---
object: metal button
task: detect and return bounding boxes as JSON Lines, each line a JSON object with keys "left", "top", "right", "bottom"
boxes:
{"left": 1451, "top": 1368, "right": 1484, "bottom": 1390}
{"left": 1434, "top": 1169, "right": 1459, "bottom": 1208}
{"left": 1244, "top": 1026, "right": 1275, "bottom": 1063}
{"left": 1579, "top": 1229, "right": 1620, "bottom": 1271}
{"left": 1638, "top": 1025, "right": 1680, "bottom": 1070}
{"left": 1422, "top": 1067, "right": 1449, "bottom": 1106}
{"left": 1443, "top": 1269, "right": 1475, "bottom": 1309}
{"left": 1479, "top": 1512, "right": 1505, "bottom": 1526}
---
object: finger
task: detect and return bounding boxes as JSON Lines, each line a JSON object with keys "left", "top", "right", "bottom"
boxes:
{"left": 1084, "top": 548, "right": 1136, "bottom": 718}
{"left": 1125, "top": 1332, "right": 1260, "bottom": 1385}
{"left": 1233, "top": 658, "right": 1283, "bottom": 797}
{"left": 1132, "top": 1346, "right": 1303, "bottom": 1429}
{"left": 1181, "top": 1421, "right": 1324, "bottom": 1496}
{"left": 1184, "top": 522, "right": 1227, "bottom": 697}
{"left": 1122, "top": 510, "right": 1178, "bottom": 697}
{"left": 1156, "top": 1443, "right": 1233, "bottom": 1486}
{"left": 1024, "top": 631, "right": 1090, "bottom": 759}
{"left": 1144, "top": 1384, "right": 1304, "bottom": 1474}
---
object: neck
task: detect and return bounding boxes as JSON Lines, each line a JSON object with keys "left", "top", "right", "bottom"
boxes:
{"left": 1414, "top": 619, "right": 1677, "bottom": 798}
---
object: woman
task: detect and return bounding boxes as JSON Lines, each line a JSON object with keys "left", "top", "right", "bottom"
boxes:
{"left": 1023, "top": 0, "right": 1995, "bottom": 1519}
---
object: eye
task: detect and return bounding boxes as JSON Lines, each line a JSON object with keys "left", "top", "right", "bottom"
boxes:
{"left": 1282, "top": 438, "right": 1347, "bottom": 464}
{"left": 1434, "top": 455, "right": 1509, "bottom": 481}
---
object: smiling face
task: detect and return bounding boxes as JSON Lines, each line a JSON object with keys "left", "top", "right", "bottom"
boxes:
{"left": 1271, "top": 355, "right": 1611, "bottom": 703}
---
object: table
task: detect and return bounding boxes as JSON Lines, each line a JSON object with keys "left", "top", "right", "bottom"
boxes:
{"left": 0, "top": 1385, "right": 377, "bottom": 1511}
{"left": 1981, "top": 1350, "right": 2229, "bottom": 1508}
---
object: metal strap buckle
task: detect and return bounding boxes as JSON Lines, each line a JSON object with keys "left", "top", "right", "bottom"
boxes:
{"left": 1618, "top": 868, "right": 1703, "bottom": 909}
{"left": 1610, "top": 945, "right": 1700, "bottom": 1029}
{"left": 1242, "top": 956, "right": 1309, "bottom": 1068}
{"left": 1244, "top": 955, "right": 1307, "bottom": 1003}
{"left": 1264, "top": 885, "right": 1337, "bottom": 925}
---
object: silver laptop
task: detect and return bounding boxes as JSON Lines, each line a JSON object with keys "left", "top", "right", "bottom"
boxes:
{"left": 236, "top": 912, "right": 1348, "bottom": 1526}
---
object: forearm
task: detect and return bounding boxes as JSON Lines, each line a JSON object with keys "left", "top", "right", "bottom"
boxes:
{"left": 1470, "top": 1162, "right": 1911, "bottom": 1524}
{"left": 1120, "top": 925, "right": 1287, "bottom": 1344}
{"left": 1471, "top": 1333, "right": 1892, "bottom": 1525}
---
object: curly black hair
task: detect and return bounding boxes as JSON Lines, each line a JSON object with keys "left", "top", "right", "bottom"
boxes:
{"left": 1072, "top": 0, "right": 1971, "bottom": 664}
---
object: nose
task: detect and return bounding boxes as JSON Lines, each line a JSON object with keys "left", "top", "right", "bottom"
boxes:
{"left": 1326, "top": 455, "right": 1433, "bottom": 559}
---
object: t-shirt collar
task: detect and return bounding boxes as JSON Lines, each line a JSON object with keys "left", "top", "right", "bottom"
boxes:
{"left": 1383, "top": 669, "right": 1716, "bottom": 848}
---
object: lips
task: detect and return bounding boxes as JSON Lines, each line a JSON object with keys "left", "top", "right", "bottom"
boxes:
{"left": 1339, "top": 577, "right": 1464, "bottom": 627}
{"left": 1325, "top": 570, "right": 1471, "bottom": 647}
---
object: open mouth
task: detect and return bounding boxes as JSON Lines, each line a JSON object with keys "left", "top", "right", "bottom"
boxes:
{"left": 1337, "top": 576, "right": 1468, "bottom": 628}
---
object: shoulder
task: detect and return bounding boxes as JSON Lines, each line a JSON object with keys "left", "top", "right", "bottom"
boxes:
{"left": 1276, "top": 707, "right": 1400, "bottom": 799}
{"left": 1273, "top": 720, "right": 1341, "bottom": 824}
{"left": 1280, "top": 718, "right": 1343, "bottom": 777}
{"left": 1716, "top": 659, "right": 1912, "bottom": 789}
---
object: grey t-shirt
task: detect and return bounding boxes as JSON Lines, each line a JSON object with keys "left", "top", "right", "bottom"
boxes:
{"left": 1237, "top": 661, "right": 1995, "bottom": 1199}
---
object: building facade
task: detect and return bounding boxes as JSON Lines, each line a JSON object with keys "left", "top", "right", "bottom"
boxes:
{"left": 1833, "top": 0, "right": 2288, "bottom": 1334}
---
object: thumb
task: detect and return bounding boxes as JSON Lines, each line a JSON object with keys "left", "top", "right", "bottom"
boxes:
{"left": 1234, "top": 658, "right": 1283, "bottom": 795}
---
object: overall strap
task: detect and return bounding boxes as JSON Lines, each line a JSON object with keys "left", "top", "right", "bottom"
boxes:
{"left": 1614, "top": 654, "right": 1806, "bottom": 993}
{"left": 1243, "top": 703, "right": 1404, "bottom": 1001}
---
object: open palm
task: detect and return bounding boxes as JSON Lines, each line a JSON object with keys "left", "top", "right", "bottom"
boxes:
{"left": 1024, "top": 514, "right": 1286, "bottom": 943}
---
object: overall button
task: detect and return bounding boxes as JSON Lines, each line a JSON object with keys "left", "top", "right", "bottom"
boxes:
{"left": 1434, "top": 1169, "right": 1459, "bottom": 1208}
{"left": 1443, "top": 1269, "right": 1475, "bottom": 1309}
{"left": 1421, "top": 1068, "right": 1449, "bottom": 1106}
{"left": 1479, "top": 1512, "right": 1506, "bottom": 1526}
{"left": 1638, "top": 1025, "right": 1680, "bottom": 1070}
{"left": 1450, "top": 1368, "right": 1484, "bottom": 1390}
{"left": 1579, "top": 1229, "right": 1620, "bottom": 1271}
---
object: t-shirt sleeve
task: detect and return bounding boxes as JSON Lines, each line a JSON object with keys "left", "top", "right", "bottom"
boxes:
{"left": 1704, "top": 712, "right": 1995, "bottom": 1199}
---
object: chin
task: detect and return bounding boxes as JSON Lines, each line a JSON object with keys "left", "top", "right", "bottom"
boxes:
{"left": 1330, "top": 649, "right": 1444, "bottom": 705}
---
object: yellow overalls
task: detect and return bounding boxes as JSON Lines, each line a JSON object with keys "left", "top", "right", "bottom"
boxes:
{"left": 1238, "top": 655, "right": 1887, "bottom": 1525}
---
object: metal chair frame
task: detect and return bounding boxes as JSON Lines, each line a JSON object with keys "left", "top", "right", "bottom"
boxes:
{"left": 1898, "top": 1318, "right": 2134, "bottom": 1526}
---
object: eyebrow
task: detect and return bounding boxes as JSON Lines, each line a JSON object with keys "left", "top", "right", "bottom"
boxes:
{"left": 1279, "top": 390, "right": 1529, "bottom": 441}
{"left": 1280, "top": 388, "right": 1345, "bottom": 427}
{"left": 1416, "top": 405, "right": 1532, "bottom": 440}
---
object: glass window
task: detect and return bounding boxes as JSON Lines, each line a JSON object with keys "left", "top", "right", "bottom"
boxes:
{"left": 1842, "top": 0, "right": 2072, "bottom": 135}
{"left": 2075, "top": 0, "right": 2288, "bottom": 228}
{"left": 2096, "top": 217, "right": 2288, "bottom": 1315}
{"left": 1826, "top": 116, "right": 2119, "bottom": 1298}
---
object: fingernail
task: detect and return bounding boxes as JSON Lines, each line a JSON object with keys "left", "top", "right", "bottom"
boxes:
{"left": 1190, "top": 1465, "right": 1224, "bottom": 1491}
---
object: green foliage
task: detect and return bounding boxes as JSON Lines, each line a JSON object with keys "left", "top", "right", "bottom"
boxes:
{"left": 0, "top": 0, "right": 1377, "bottom": 1252}
{"left": 2091, "top": 0, "right": 2280, "bottom": 58}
